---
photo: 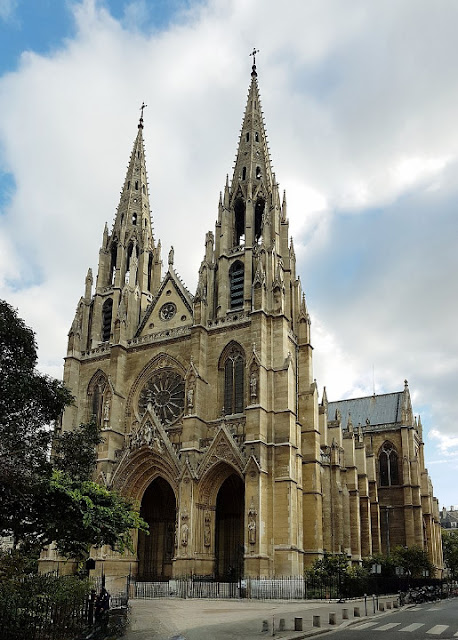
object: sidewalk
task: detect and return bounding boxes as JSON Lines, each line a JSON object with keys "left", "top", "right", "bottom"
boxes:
{"left": 124, "top": 594, "right": 400, "bottom": 640}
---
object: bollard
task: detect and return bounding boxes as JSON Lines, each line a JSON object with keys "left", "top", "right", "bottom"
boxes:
{"left": 354, "top": 606, "right": 361, "bottom": 617}
{"left": 379, "top": 602, "right": 385, "bottom": 612}
{"left": 262, "top": 620, "right": 269, "bottom": 632}
{"left": 386, "top": 601, "right": 392, "bottom": 610}
{"left": 313, "top": 615, "right": 321, "bottom": 628}
{"left": 342, "top": 608, "right": 349, "bottom": 620}
{"left": 329, "top": 612, "right": 336, "bottom": 625}
{"left": 295, "top": 617, "right": 303, "bottom": 631}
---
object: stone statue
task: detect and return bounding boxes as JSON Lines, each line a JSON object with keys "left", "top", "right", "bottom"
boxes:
{"left": 168, "top": 246, "right": 174, "bottom": 266}
{"left": 187, "top": 386, "right": 194, "bottom": 413}
{"left": 204, "top": 511, "right": 211, "bottom": 547}
{"left": 250, "top": 371, "right": 258, "bottom": 400}
{"left": 181, "top": 509, "right": 189, "bottom": 547}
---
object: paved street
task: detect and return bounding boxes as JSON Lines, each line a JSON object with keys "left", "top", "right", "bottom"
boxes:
{"left": 329, "top": 598, "right": 458, "bottom": 640}
{"left": 123, "top": 594, "right": 399, "bottom": 640}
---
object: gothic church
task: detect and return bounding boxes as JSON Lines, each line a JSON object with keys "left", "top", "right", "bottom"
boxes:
{"left": 41, "top": 61, "right": 443, "bottom": 583}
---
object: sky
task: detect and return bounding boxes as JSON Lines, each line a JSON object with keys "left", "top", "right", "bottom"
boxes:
{"left": 0, "top": 0, "right": 457, "bottom": 509}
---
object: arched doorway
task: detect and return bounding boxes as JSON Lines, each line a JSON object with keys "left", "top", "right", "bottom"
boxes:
{"left": 215, "top": 473, "right": 245, "bottom": 581}
{"left": 138, "top": 477, "right": 176, "bottom": 580}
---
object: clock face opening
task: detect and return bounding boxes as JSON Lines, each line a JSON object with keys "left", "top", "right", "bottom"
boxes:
{"left": 138, "top": 369, "right": 185, "bottom": 426}
{"left": 159, "top": 302, "right": 177, "bottom": 321}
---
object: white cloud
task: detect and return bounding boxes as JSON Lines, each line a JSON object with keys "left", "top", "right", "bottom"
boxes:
{"left": 0, "top": 0, "right": 458, "bottom": 504}
{"left": 0, "top": 0, "right": 17, "bottom": 22}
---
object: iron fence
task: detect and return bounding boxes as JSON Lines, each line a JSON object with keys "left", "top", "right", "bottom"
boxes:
{"left": 131, "top": 574, "right": 449, "bottom": 601}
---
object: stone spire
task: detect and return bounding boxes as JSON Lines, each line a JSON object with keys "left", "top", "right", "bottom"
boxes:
{"left": 231, "top": 55, "right": 274, "bottom": 198}
{"left": 112, "top": 107, "right": 154, "bottom": 247}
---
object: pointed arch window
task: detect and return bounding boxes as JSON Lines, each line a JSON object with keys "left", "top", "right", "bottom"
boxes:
{"left": 88, "top": 372, "right": 108, "bottom": 427}
{"left": 223, "top": 345, "right": 245, "bottom": 415}
{"left": 256, "top": 166, "right": 261, "bottom": 180}
{"left": 110, "top": 243, "right": 117, "bottom": 286}
{"left": 246, "top": 132, "right": 250, "bottom": 142}
{"left": 229, "top": 261, "right": 244, "bottom": 309}
{"left": 234, "top": 198, "right": 245, "bottom": 246}
{"left": 255, "top": 132, "right": 259, "bottom": 142}
{"left": 101, "top": 298, "right": 113, "bottom": 342}
{"left": 254, "top": 197, "right": 265, "bottom": 243}
{"left": 379, "top": 441, "right": 400, "bottom": 486}
{"left": 242, "top": 167, "right": 247, "bottom": 180}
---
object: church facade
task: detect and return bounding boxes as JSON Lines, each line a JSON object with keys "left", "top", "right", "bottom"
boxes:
{"left": 41, "top": 62, "right": 443, "bottom": 582}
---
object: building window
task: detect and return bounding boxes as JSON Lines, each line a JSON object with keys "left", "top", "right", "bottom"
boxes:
{"left": 379, "top": 441, "right": 399, "bottom": 486}
{"left": 234, "top": 198, "right": 245, "bottom": 246}
{"left": 254, "top": 197, "right": 265, "bottom": 243}
{"left": 223, "top": 345, "right": 245, "bottom": 415}
{"left": 229, "top": 261, "right": 244, "bottom": 309}
{"left": 101, "top": 298, "right": 113, "bottom": 342}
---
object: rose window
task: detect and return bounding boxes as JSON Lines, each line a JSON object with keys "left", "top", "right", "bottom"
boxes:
{"left": 138, "top": 369, "right": 185, "bottom": 426}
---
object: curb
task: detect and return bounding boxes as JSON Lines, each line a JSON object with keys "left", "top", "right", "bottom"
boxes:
{"left": 279, "top": 601, "right": 407, "bottom": 639}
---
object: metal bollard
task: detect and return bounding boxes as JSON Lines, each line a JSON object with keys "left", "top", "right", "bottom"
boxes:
{"left": 294, "top": 617, "right": 303, "bottom": 631}
{"left": 342, "top": 608, "right": 349, "bottom": 620}
{"left": 354, "top": 606, "right": 361, "bottom": 617}
{"left": 262, "top": 620, "right": 269, "bottom": 632}
{"left": 279, "top": 619, "right": 285, "bottom": 631}
{"left": 313, "top": 615, "right": 321, "bottom": 628}
{"left": 329, "top": 612, "right": 336, "bottom": 625}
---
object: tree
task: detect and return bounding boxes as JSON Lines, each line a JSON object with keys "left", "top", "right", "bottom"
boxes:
{"left": 442, "top": 531, "right": 458, "bottom": 580}
{"left": 392, "top": 545, "right": 433, "bottom": 578}
{"left": 0, "top": 299, "right": 147, "bottom": 559}
{"left": 0, "top": 300, "right": 72, "bottom": 543}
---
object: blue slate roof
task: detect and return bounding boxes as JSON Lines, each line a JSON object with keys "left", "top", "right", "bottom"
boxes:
{"left": 327, "top": 392, "right": 403, "bottom": 428}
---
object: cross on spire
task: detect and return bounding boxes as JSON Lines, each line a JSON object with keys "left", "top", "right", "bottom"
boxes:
{"left": 138, "top": 102, "right": 147, "bottom": 128}
{"left": 250, "top": 47, "right": 259, "bottom": 66}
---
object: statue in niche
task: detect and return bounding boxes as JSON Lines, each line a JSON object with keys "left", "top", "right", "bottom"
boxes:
{"left": 204, "top": 511, "right": 211, "bottom": 547}
{"left": 250, "top": 370, "right": 258, "bottom": 401}
{"left": 103, "top": 399, "right": 111, "bottom": 423}
{"left": 181, "top": 509, "right": 189, "bottom": 547}
{"left": 248, "top": 500, "right": 257, "bottom": 545}
{"left": 187, "top": 383, "right": 195, "bottom": 414}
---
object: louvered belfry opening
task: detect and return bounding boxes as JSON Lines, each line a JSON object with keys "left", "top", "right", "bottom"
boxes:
{"left": 138, "top": 477, "right": 176, "bottom": 581}
{"left": 224, "top": 346, "right": 245, "bottom": 415}
{"left": 215, "top": 474, "right": 245, "bottom": 581}
{"left": 229, "top": 261, "right": 244, "bottom": 309}
{"left": 101, "top": 298, "right": 113, "bottom": 342}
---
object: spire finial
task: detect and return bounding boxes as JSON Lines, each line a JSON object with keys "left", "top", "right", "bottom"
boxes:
{"left": 139, "top": 102, "right": 147, "bottom": 129}
{"left": 249, "top": 47, "right": 259, "bottom": 76}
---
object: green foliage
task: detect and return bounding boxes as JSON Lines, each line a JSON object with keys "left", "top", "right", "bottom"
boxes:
{"left": 363, "top": 552, "right": 397, "bottom": 576}
{"left": 392, "top": 545, "right": 433, "bottom": 578}
{"left": 0, "top": 300, "right": 73, "bottom": 543}
{"left": 44, "top": 470, "right": 148, "bottom": 560}
{"left": 0, "top": 299, "right": 148, "bottom": 561}
{"left": 53, "top": 420, "right": 103, "bottom": 481}
{"left": 308, "top": 552, "right": 350, "bottom": 578}
{"left": 442, "top": 531, "right": 458, "bottom": 579}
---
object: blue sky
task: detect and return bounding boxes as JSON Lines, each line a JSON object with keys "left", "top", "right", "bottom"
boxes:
{"left": 1, "top": 0, "right": 458, "bottom": 511}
